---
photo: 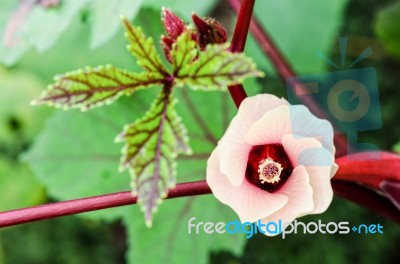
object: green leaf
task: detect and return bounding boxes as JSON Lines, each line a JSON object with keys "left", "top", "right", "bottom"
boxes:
{"left": 90, "top": 0, "right": 143, "bottom": 49}
{"left": 246, "top": 0, "right": 348, "bottom": 74}
{"left": 32, "top": 65, "right": 164, "bottom": 111}
{"left": 122, "top": 17, "right": 169, "bottom": 77}
{"left": 124, "top": 196, "right": 245, "bottom": 264}
{"left": 175, "top": 43, "right": 263, "bottom": 90}
{"left": 375, "top": 1, "right": 400, "bottom": 58}
{"left": 171, "top": 31, "right": 198, "bottom": 74}
{"left": 117, "top": 89, "right": 191, "bottom": 226}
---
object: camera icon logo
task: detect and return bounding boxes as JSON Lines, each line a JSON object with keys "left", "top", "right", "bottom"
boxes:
{"left": 286, "top": 38, "right": 382, "bottom": 160}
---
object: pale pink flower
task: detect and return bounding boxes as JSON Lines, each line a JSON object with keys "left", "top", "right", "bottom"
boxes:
{"left": 207, "top": 94, "right": 338, "bottom": 229}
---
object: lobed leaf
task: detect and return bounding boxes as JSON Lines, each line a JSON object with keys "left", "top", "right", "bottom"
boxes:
{"left": 170, "top": 31, "right": 197, "bottom": 75}
{"left": 122, "top": 17, "right": 169, "bottom": 77}
{"left": 117, "top": 89, "right": 191, "bottom": 226}
{"left": 32, "top": 65, "right": 164, "bottom": 111}
{"left": 175, "top": 43, "right": 264, "bottom": 90}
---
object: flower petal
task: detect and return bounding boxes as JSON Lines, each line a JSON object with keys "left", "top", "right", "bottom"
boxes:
{"left": 282, "top": 134, "right": 323, "bottom": 167}
{"left": 207, "top": 150, "right": 288, "bottom": 223}
{"left": 305, "top": 166, "right": 334, "bottom": 214}
{"left": 236, "top": 94, "right": 289, "bottom": 134}
{"left": 245, "top": 105, "right": 292, "bottom": 145}
{"left": 218, "top": 94, "right": 288, "bottom": 186}
{"left": 282, "top": 134, "right": 335, "bottom": 214}
{"left": 289, "top": 105, "right": 335, "bottom": 154}
{"left": 217, "top": 117, "right": 252, "bottom": 186}
{"left": 260, "top": 166, "right": 314, "bottom": 225}
{"left": 282, "top": 134, "right": 335, "bottom": 167}
{"left": 330, "top": 163, "right": 339, "bottom": 178}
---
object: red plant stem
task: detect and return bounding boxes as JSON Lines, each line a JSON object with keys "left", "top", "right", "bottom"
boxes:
{"left": 1, "top": 179, "right": 399, "bottom": 228}
{"left": 0, "top": 181, "right": 210, "bottom": 228}
{"left": 226, "top": 0, "right": 255, "bottom": 107}
{"left": 228, "top": 0, "right": 254, "bottom": 53}
{"left": 228, "top": 0, "right": 349, "bottom": 157}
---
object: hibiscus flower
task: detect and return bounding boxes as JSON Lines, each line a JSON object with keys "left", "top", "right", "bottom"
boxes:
{"left": 207, "top": 94, "right": 338, "bottom": 231}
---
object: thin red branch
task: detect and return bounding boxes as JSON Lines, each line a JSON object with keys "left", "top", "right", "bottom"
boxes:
{"left": 0, "top": 181, "right": 210, "bottom": 228}
{"left": 228, "top": 0, "right": 349, "bottom": 157}
{"left": 226, "top": 0, "right": 256, "bottom": 107}
{"left": 1, "top": 178, "right": 399, "bottom": 228}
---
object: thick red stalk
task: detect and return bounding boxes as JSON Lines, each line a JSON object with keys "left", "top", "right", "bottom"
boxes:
{"left": 226, "top": 0, "right": 255, "bottom": 107}
{"left": 1, "top": 177, "right": 399, "bottom": 228}
{"left": 228, "top": 0, "right": 349, "bottom": 157}
{"left": 0, "top": 181, "right": 210, "bottom": 228}
{"left": 335, "top": 152, "right": 400, "bottom": 189}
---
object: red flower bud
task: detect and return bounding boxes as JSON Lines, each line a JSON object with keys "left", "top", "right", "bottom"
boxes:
{"left": 335, "top": 151, "right": 400, "bottom": 210}
{"left": 192, "top": 13, "right": 228, "bottom": 50}
{"left": 161, "top": 35, "right": 174, "bottom": 63}
{"left": 161, "top": 7, "right": 186, "bottom": 40}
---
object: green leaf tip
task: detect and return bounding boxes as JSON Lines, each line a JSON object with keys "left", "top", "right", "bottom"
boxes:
{"left": 174, "top": 41, "right": 264, "bottom": 90}
{"left": 122, "top": 18, "right": 169, "bottom": 77}
{"left": 32, "top": 65, "right": 165, "bottom": 111}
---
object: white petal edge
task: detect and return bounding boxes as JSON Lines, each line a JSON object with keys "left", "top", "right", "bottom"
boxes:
{"left": 289, "top": 104, "right": 335, "bottom": 154}
{"left": 260, "top": 166, "right": 314, "bottom": 234}
{"left": 245, "top": 105, "right": 292, "bottom": 145}
{"left": 234, "top": 94, "right": 289, "bottom": 136}
{"left": 207, "top": 149, "right": 288, "bottom": 223}
{"left": 282, "top": 134, "right": 323, "bottom": 167}
{"left": 282, "top": 134, "right": 336, "bottom": 214}
{"left": 283, "top": 134, "right": 335, "bottom": 167}
{"left": 217, "top": 116, "right": 252, "bottom": 187}
{"left": 305, "top": 166, "right": 334, "bottom": 214}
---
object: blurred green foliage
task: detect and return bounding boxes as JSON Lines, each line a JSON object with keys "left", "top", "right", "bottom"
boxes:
{"left": 0, "top": 0, "right": 399, "bottom": 263}
{"left": 246, "top": 0, "right": 348, "bottom": 75}
{"left": 375, "top": 1, "right": 400, "bottom": 59}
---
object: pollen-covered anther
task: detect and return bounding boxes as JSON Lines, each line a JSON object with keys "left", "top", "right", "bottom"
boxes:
{"left": 258, "top": 158, "right": 283, "bottom": 184}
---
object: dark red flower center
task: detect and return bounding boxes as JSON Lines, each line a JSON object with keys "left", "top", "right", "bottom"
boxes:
{"left": 245, "top": 144, "right": 293, "bottom": 193}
